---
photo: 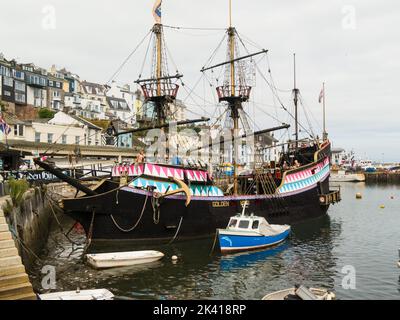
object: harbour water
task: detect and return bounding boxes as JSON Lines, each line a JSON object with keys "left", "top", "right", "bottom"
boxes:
{"left": 30, "top": 182, "right": 400, "bottom": 300}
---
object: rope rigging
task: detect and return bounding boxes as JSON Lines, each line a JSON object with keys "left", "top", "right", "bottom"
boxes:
{"left": 106, "top": 29, "right": 153, "bottom": 85}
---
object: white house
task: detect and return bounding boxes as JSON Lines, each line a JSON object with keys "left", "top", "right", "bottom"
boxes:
{"left": 65, "top": 93, "right": 106, "bottom": 120}
{"left": 105, "top": 97, "right": 132, "bottom": 123}
{"left": 105, "top": 82, "right": 136, "bottom": 124}
{"left": 48, "top": 111, "right": 103, "bottom": 145}
{"left": 0, "top": 113, "right": 86, "bottom": 146}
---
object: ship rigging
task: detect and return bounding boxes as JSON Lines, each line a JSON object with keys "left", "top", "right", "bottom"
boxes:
{"left": 33, "top": 0, "right": 340, "bottom": 243}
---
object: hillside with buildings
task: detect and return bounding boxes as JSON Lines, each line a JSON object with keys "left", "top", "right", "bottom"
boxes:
{"left": 0, "top": 53, "right": 187, "bottom": 169}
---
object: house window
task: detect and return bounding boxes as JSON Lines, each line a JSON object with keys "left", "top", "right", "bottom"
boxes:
{"left": 3, "top": 76, "right": 13, "bottom": 87}
{"left": 14, "top": 124, "right": 24, "bottom": 137}
{"left": 49, "top": 80, "right": 53, "bottom": 86}
{"left": 53, "top": 91, "right": 60, "bottom": 98}
{"left": 75, "top": 136, "right": 80, "bottom": 145}
{"left": 62, "top": 135, "right": 67, "bottom": 144}
{"left": 15, "top": 93, "right": 26, "bottom": 103}
{"left": 3, "top": 91, "right": 11, "bottom": 96}
{"left": 0, "top": 66, "right": 11, "bottom": 77}
{"left": 15, "top": 81, "right": 25, "bottom": 91}
{"left": 47, "top": 133, "right": 53, "bottom": 144}
{"left": 12, "top": 70, "right": 25, "bottom": 80}
{"left": 33, "top": 88, "right": 43, "bottom": 99}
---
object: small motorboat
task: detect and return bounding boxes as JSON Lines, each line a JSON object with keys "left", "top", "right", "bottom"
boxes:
{"left": 86, "top": 250, "right": 164, "bottom": 269}
{"left": 217, "top": 205, "right": 291, "bottom": 253}
{"left": 262, "top": 285, "right": 336, "bottom": 300}
{"left": 39, "top": 288, "right": 114, "bottom": 300}
{"left": 397, "top": 248, "right": 400, "bottom": 268}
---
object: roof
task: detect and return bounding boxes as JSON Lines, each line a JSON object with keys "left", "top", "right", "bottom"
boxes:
{"left": 87, "top": 119, "right": 111, "bottom": 130}
{"left": 332, "top": 148, "right": 345, "bottom": 153}
{"left": 81, "top": 81, "right": 106, "bottom": 95}
{"left": 69, "top": 114, "right": 103, "bottom": 130}
{"left": 26, "top": 118, "right": 52, "bottom": 124}
{"left": 106, "top": 97, "right": 130, "bottom": 110}
{"left": 2, "top": 112, "right": 25, "bottom": 125}
{"left": 4, "top": 139, "right": 143, "bottom": 156}
{"left": 0, "top": 142, "right": 32, "bottom": 156}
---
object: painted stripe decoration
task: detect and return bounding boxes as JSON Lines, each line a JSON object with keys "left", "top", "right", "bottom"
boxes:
{"left": 112, "top": 163, "right": 209, "bottom": 182}
{"left": 278, "top": 158, "right": 330, "bottom": 194}
{"left": 129, "top": 177, "right": 224, "bottom": 197}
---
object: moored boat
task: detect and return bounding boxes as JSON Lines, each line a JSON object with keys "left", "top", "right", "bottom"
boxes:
{"left": 217, "top": 206, "right": 290, "bottom": 253}
{"left": 86, "top": 250, "right": 164, "bottom": 269}
{"left": 330, "top": 170, "right": 365, "bottom": 182}
{"left": 398, "top": 248, "right": 400, "bottom": 268}
{"left": 38, "top": 289, "right": 114, "bottom": 300}
{"left": 262, "top": 285, "right": 336, "bottom": 300}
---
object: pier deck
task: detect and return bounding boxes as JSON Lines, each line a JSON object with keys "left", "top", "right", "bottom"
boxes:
{"left": 365, "top": 172, "right": 400, "bottom": 184}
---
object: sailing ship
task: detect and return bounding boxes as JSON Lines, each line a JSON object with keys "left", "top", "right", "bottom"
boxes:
{"left": 35, "top": 0, "right": 340, "bottom": 243}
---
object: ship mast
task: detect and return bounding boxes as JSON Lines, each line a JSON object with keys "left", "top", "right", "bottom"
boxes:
{"left": 201, "top": 1, "right": 267, "bottom": 194}
{"left": 293, "top": 53, "right": 299, "bottom": 152}
{"left": 136, "top": 1, "right": 183, "bottom": 134}
{"left": 228, "top": 0, "right": 239, "bottom": 195}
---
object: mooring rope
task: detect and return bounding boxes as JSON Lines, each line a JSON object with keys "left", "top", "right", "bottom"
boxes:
{"left": 151, "top": 196, "right": 161, "bottom": 225}
{"left": 110, "top": 194, "right": 149, "bottom": 233}
{"left": 209, "top": 231, "right": 219, "bottom": 256}
{"left": 45, "top": 194, "right": 83, "bottom": 246}
{"left": 83, "top": 209, "right": 96, "bottom": 256}
{"left": 168, "top": 216, "right": 183, "bottom": 245}
{"left": 9, "top": 228, "right": 43, "bottom": 263}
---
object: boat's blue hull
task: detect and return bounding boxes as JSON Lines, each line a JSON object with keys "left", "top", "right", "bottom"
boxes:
{"left": 218, "top": 229, "right": 291, "bottom": 253}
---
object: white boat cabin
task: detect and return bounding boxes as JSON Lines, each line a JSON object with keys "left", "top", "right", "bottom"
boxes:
{"left": 227, "top": 215, "right": 271, "bottom": 235}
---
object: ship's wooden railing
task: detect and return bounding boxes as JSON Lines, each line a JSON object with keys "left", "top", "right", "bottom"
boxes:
{"left": 216, "top": 85, "right": 252, "bottom": 102}
{"left": 141, "top": 82, "right": 179, "bottom": 100}
{"left": 319, "top": 185, "right": 341, "bottom": 206}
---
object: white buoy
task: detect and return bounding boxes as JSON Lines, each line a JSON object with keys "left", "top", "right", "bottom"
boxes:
{"left": 171, "top": 255, "right": 178, "bottom": 261}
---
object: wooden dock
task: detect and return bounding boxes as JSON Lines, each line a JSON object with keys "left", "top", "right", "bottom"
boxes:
{"left": 0, "top": 197, "right": 36, "bottom": 300}
{"left": 365, "top": 172, "right": 400, "bottom": 184}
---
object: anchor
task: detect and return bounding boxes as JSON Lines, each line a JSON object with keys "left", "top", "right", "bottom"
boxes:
{"left": 153, "top": 177, "right": 191, "bottom": 207}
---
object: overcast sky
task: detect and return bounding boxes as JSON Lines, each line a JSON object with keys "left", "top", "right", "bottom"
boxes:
{"left": 1, "top": 0, "right": 399, "bottom": 162}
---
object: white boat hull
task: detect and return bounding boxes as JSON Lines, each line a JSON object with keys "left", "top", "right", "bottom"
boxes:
{"left": 86, "top": 250, "right": 164, "bottom": 269}
{"left": 39, "top": 289, "right": 114, "bottom": 300}
{"left": 330, "top": 172, "right": 365, "bottom": 182}
{"left": 262, "top": 287, "right": 334, "bottom": 300}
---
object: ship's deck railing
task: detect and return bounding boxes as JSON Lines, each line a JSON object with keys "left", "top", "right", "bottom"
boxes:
{"left": 141, "top": 82, "right": 179, "bottom": 100}
{"left": 216, "top": 85, "right": 252, "bottom": 102}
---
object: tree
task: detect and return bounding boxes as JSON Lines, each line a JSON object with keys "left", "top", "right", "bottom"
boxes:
{"left": 0, "top": 99, "right": 5, "bottom": 112}
{"left": 38, "top": 108, "right": 56, "bottom": 119}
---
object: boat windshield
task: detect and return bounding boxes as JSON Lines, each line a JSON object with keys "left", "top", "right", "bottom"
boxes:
{"left": 238, "top": 220, "right": 250, "bottom": 229}
{"left": 229, "top": 219, "right": 237, "bottom": 228}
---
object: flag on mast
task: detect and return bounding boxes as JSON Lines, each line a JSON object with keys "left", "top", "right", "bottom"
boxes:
{"left": 318, "top": 85, "right": 324, "bottom": 103}
{"left": 153, "top": 0, "right": 162, "bottom": 24}
{"left": 0, "top": 113, "right": 11, "bottom": 135}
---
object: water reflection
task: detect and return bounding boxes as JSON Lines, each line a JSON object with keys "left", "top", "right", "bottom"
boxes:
{"left": 218, "top": 243, "right": 289, "bottom": 271}
{"left": 31, "top": 180, "right": 400, "bottom": 300}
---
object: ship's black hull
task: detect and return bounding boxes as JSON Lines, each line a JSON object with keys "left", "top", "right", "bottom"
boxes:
{"left": 63, "top": 175, "right": 331, "bottom": 243}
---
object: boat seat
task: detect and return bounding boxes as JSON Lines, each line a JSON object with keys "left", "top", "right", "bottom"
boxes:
{"left": 284, "top": 294, "right": 301, "bottom": 300}
{"left": 295, "top": 285, "right": 319, "bottom": 300}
